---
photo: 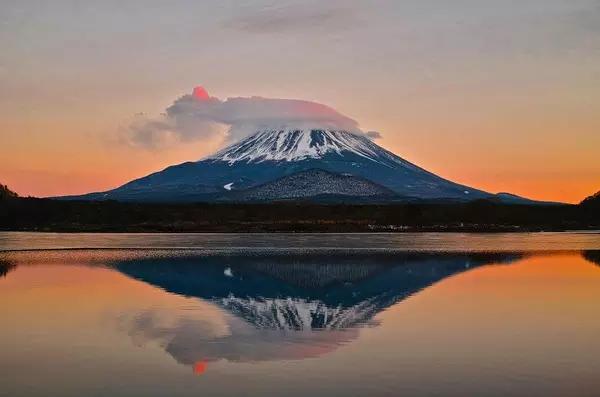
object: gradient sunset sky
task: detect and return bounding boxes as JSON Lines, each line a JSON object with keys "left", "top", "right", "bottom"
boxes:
{"left": 1, "top": 0, "right": 599, "bottom": 203}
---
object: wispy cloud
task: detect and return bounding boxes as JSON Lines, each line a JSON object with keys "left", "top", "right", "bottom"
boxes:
{"left": 224, "top": 2, "right": 357, "bottom": 34}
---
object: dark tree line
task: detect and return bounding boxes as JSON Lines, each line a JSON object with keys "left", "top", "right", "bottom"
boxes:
{"left": 1, "top": 195, "right": 598, "bottom": 232}
{"left": 1, "top": 181, "right": 598, "bottom": 232}
{"left": 0, "top": 184, "right": 18, "bottom": 200}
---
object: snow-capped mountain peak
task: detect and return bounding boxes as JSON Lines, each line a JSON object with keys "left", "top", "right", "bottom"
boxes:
{"left": 64, "top": 126, "right": 499, "bottom": 202}
{"left": 208, "top": 129, "right": 396, "bottom": 165}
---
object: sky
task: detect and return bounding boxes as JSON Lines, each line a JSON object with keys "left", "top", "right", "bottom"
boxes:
{"left": 1, "top": 0, "right": 599, "bottom": 203}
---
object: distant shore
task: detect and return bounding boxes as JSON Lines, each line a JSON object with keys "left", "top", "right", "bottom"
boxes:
{"left": 1, "top": 197, "right": 598, "bottom": 233}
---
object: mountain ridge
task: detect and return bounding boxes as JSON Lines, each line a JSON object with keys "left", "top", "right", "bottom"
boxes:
{"left": 581, "top": 191, "right": 600, "bottom": 207}
{"left": 58, "top": 128, "right": 543, "bottom": 204}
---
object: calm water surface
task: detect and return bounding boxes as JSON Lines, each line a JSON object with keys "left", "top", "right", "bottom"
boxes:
{"left": 1, "top": 232, "right": 600, "bottom": 397}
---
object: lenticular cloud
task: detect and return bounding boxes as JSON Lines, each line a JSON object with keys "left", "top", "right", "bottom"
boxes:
{"left": 126, "top": 86, "right": 378, "bottom": 149}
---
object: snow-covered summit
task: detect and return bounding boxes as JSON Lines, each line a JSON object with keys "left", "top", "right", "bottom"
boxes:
{"left": 208, "top": 128, "right": 402, "bottom": 165}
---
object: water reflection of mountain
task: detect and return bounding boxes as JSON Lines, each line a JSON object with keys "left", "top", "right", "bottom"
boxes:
{"left": 113, "top": 252, "right": 522, "bottom": 367}
{"left": 115, "top": 252, "right": 521, "bottom": 331}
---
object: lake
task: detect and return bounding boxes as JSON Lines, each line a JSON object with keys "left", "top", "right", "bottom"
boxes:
{"left": 1, "top": 232, "right": 600, "bottom": 397}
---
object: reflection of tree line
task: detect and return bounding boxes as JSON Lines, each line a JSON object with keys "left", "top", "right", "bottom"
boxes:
{"left": 583, "top": 251, "right": 600, "bottom": 267}
{"left": 0, "top": 260, "right": 16, "bottom": 278}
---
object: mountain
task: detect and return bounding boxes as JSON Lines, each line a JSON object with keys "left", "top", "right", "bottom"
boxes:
{"left": 62, "top": 128, "right": 532, "bottom": 203}
{"left": 581, "top": 191, "right": 600, "bottom": 207}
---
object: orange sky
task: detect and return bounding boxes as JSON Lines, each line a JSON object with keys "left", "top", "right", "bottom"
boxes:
{"left": 1, "top": 1, "right": 598, "bottom": 203}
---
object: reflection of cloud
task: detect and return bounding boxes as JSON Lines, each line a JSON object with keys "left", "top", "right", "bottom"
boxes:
{"left": 193, "top": 361, "right": 207, "bottom": 375}
{"left": 120, "top": 305, "right": 358, "bottom": 366}
{"left": 582, "top": 250, "right": 600, "bottom": 267}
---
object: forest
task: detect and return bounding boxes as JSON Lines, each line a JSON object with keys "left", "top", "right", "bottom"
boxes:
{"left": 1, "top": 192, "right": 598, "bottom": 232}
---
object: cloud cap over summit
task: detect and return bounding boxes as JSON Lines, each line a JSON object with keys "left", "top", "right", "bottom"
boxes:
{"left": 126, "top": 86, "right": 377, "bottom": 149}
